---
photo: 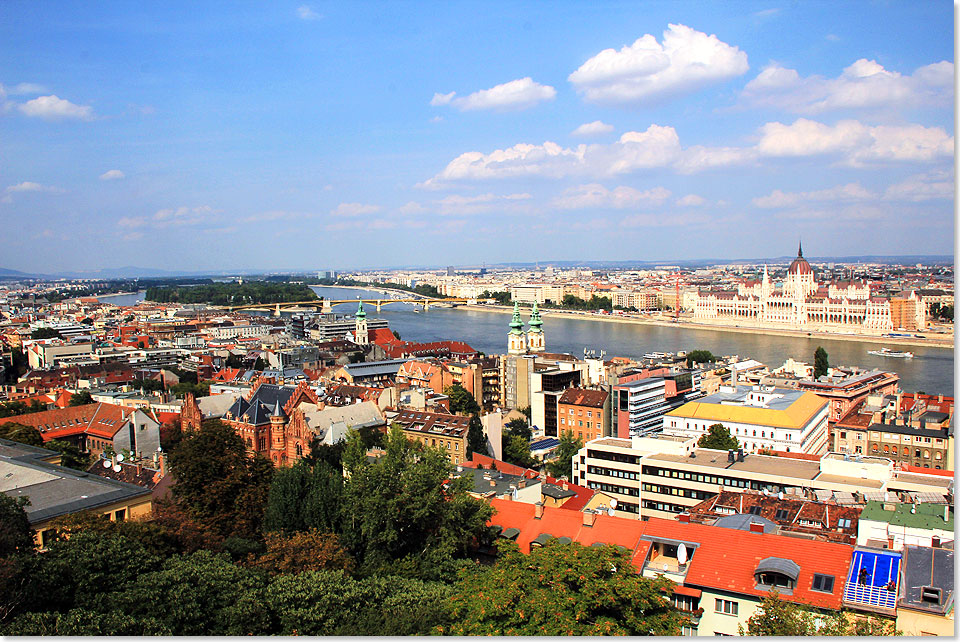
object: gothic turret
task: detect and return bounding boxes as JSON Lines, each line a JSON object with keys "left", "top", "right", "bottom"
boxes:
{"left": 270, "top": 400, "right": 286, "bottom": 464}
{"left": 507, "top": 301, "right": 527, "bottom": 355}
{"left": 354, "top": 299, "right": 369, "bottom": 345}
{"left": 526, "top": 301, "right": 545, "bottom": 353}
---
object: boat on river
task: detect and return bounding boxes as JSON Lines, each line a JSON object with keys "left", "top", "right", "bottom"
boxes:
{"left": 867, "top": 347, "right": 914, "bottom": 358}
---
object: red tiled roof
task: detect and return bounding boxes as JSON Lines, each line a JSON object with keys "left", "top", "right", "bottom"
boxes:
{"left": 0, "top": 403, "right": 138, "bottom": 441}
{"left": 487, "top": 499, "right": 852, "bottom": 611}
{"left": 466, "top": 453, "right": 594, "bottom": 511}
{"left": 558, "top": 387, "right": 608, "bottom": 408}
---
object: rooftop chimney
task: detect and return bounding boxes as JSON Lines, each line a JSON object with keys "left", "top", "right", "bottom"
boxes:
{"left": 562, "top": 481, "right": 569, "bottom": 490}
{"left": 749, "top": 522, "right": 764, "bottom": 533}
{"left": 678, "top": 513, "right": 690, "bottom": 523}
{"left": 583, "top": 509, "right": 596, "bottom": 527}
{"left": 534, "top": 501, "right": 544, "bottom": 519}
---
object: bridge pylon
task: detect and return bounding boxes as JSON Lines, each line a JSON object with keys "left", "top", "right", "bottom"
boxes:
{"left": 274, "top": 303, "right": 282, "bottom": 317}
{"left": 321, "top": 299, "right": 332, "bottom": 314}
{"left": 376, "top": 299, "right": 382, "bottom": 313}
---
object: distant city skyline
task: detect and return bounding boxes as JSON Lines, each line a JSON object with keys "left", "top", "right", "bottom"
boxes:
{"left": 0, "top": 1, "right": 954, "bottom": 273}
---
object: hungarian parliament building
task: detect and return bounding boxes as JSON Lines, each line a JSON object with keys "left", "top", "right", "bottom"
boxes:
{"left": 692, "top": 245, "right": 925, "bottom": 335}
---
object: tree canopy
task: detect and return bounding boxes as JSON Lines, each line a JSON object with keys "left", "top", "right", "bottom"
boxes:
{"left": 814, "top": 346, "right": 829, "bottom": 379}
{"left": 685, "top": 349, "right": 716, "bottom": 366}
{"left": 741, "top": 591, "right": 900, "bottom": 636}
{"left": 545, "top": 430, "right": 583, "bottom": 480}
{"left": 697, "top": 423, "right": 740, "bottom": 451}
{"left": 444, "top": 540, "right": 686, "bottom": 636}
{"left": 444, "top": 383, "right": 480, "bottom": 416}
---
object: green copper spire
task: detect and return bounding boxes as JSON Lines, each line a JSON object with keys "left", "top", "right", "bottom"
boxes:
{"left": 509, "top": 301, "right": 524, "bottom": 334}
{"left": 528, "top": 301, "right": 543, "bottom": 333}
{"left": 356, "top": 299, "right": 366, "bottom": 318}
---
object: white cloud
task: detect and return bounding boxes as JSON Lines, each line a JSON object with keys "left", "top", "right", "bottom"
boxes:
{"left": 331, "top": 202, "right": 381, "bottom": 217}
{"left": 419, "top": 124, "right": 681, "bottom": 187}
{"left": 742, "top": 59, "right": 954, "bottom": 114}
{"left": 5, "top": 181, "right": 61, "bottom": 193}
{"left": 752, "top": 183, "right": 874, "bottom": 208}
{"left": 884, "top": 170, "right": 954, "bottom": 202}
{"left": 2, "top": 181, "right": 63, "bottom": 202}
{"left": 571, "top": 120, "right": 614, "bottom": 137}
{"left": 99, "top": 169, "right": 125, "bottom": 181}
{"left": 430, "top": 92, "right": 455, "bottom": 106}
{"left": 118, "top": 205, "right": 218, "bottom": 231}
{"left": 756, "top": 118, "right": 953, "bottom": 165}
{"left": 7, "top": 82, "right": 47, "bottom": 95}
{"left": 396, "top": 201, "right": 427, "bottom": 215}
{"left": 18, "top": 95, "right": 94, "bottom": 120}
{"left": 432, "top": 78, "right": 556, "bottom": 112}
{"left": 152, "top": 205, "right": 216, "bottom": 227}
{"left": 297, "top": 5, "right": 321, "bottom": 20}
{"left": 553, "top": 183, "right": 671, "bottom": 210}
{"left": 568, "top": 23, "right": 748, "bottom": 105}
{"left": 421, "top": 116, "right": 951, "bottom": 188}
{"left": 676, "top": 194, "right": 706, "bottom": 206}
{"left": 437, "top": 192, "right": 531, "bottom": 216}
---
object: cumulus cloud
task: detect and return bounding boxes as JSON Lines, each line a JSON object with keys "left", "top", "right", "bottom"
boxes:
{"left": 571, "top": 120, "right": 614, "bottom": 137}
{"left": 6, "top": 82, "right": 47, "bottom": 95}
{"left": 99, "top": 169, "right": 125, "bottom": 181}
{"left": 419, "top": 124, "right": 683, "bottom": 187}
{"left": 553, "top": 183, "right": 671, "bottom": 209}
{"left": 884, "top": 170, "right": 954, "bottom": 202}
{"left": 396, "top": 201, "right": 427, "bottom": 215}
{"left": 421, "top": 116, "right": 951, "bottom": 188}
{"left": 568, "top": 23, "right": 748, "bottom": 105}
{"left": 752, "top": 183, "right": 874, "bottom": 208}
{"left": 297, "top": 5, "right": 321, "bottom": 20}
{"left": 18, "top": 95, "right": 94, "bottom": 120}
{"left": 331, "top": 202, "right": 381, "bottom": 217}
{"left": 676, "top": 194, "right": 706, "bottom": 206}
{"left": 742, "top": 59, "right": 954, "bottom": 114}
{"left": 756, "top": 118, "right": 953, "bottom": 165}
{"left": 431, "top": 78, "right": 556, "bottom": 111}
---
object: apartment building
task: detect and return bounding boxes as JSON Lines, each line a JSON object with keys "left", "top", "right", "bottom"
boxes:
{"left": 611, "top": 377, "right": 669, "bottom": 437}
{"left": 664, "top": 384, "right": 830, "bottom": 455}
{"left": 557, "top": 387, "right": 609, "bottom": 441}
{"left": 574, "top": 435, "right": 953, "bottom": 522}
{"left": 392, "top": 408, "right": 469, "bottom": 465}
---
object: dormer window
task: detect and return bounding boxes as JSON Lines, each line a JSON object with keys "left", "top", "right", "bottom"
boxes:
{"left": 755, "top": 557, "right": 800, "bottom": 592}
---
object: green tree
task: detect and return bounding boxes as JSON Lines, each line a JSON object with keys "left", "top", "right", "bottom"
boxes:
{"left": 740, "top": 591, "right": 900, "bottom": 636}
{"left": 0, "top": 423, "right": 44, "bottom": 447}
{"left": 814, "top": 346, "right": 829, "bottom": 379}
{"left": 2, "top": 609, "right": 171, "bottom": 636}
{"left": 445, "top": 540, "right": 686, "bottom": 636}
{"left": 444, "top": 383, "right": 480, "bottom": 416}
{"left": 339, "top": 425, "right": 493, "bottom": 580}
{"left": 685, "top": 349, "right": 716, "bottom": 366}
{"left": 505, "top": 417, "right": 531, "bottom": 441}
{"left": 545, "top": 430, "right": 583, "bottom": 480}
{"left": 265, "top": 569, "right": 453, "bottom": 635}
{"left": 502, "top": 434, "right": 537, "bottom": 469}
{"left": 697, "top": 423, "right": 740, "bottom": 451}
{"left": 45, "top": 440, "right": 89, "bottom": 470}
{"left": 0, "top": 495, "right": 33, "bottom": 558}
{"left": 67, "top": 391, "right": 93, "bottom": 406}
{"left": 466, "top": 414, "right": 485, "bottom": 457}
{"left": 263, "top": 460, "right": 343, "bottom": 535}
{"left": 168, "top": 419, "right": 274, "bottom": 541}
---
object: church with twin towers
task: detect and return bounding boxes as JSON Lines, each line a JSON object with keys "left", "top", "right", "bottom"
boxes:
{"left": 507, "top": 301, "right": 545, "bottom": 355}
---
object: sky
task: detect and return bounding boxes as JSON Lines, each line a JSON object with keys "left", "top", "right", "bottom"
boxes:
{"left": 0, "top": 1, "right": 955, "bottom": 273}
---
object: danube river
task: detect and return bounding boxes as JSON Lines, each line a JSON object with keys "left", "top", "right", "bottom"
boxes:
{"left": 120, "top": 286, "right": 954, "bottom": 395}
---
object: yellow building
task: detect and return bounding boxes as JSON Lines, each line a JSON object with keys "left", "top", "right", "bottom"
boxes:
{"left": 392, "top": 409, "right": 470, "bottom": 465}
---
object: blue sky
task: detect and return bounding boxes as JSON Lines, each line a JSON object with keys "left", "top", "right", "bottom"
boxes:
{"left": 0, "top": 1, "right": 954, "bottom": 273}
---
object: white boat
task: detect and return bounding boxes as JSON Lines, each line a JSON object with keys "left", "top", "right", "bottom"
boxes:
{"left": 867, "top": 347, "right": 914, "bottom": 358}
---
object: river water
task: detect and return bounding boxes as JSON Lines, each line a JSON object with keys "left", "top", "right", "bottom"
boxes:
{"left": 123, "top": 286, "right": 953, "bottom": 395}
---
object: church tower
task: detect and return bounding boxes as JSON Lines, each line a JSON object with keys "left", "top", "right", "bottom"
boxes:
{"left": 270, "top": 400, "right": 286, "bottom": 465}
{"left": 355, "top": 300, "right": 369, "bottom": 345}
{"left": 526, "top": 301, "right": 545, "bottom": 353}
{"left": 507, "top": 302, "right": 527, "bottom": 355}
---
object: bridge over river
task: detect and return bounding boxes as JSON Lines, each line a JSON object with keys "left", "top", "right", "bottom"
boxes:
{"left": 221, "top": 296, "right": 471, "bottom": 316}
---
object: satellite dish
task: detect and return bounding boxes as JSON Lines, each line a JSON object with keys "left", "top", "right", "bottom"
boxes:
{"left": 607, "top": 508, "right": 615, "bottom": 517}
{"left": 609, "top": 498, "right": 618, "bottom": 509}
{"left": 777, "top": 491, "right": 783, "bottom": 500}
{"left": 677, "top": 543, "right": 688, "bottom": 565}
{"left": 102, "top": 460, "right": 111, "bottom": 468}
{"left": 112, "top": 464, "right": 122, "bottom": 472}
{"left": 116, "top": 453, "right": 124, "bottom": 462}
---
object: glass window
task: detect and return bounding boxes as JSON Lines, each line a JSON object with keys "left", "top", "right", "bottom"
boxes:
{"left": 812, "top": 574, "right": 835, "bottom": 593}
